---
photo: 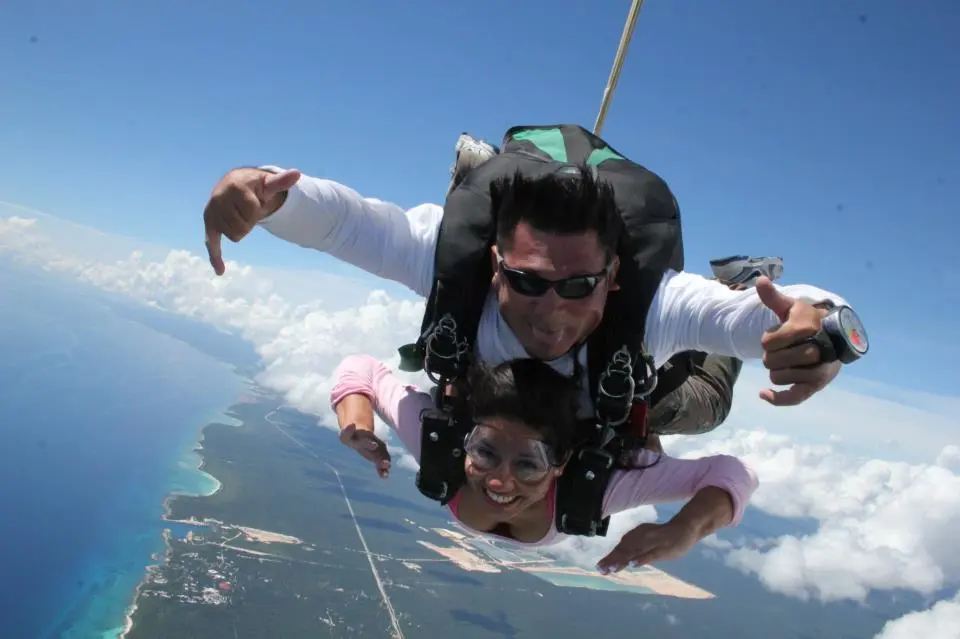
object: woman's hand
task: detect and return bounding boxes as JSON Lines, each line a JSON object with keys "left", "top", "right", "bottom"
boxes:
{"left": 339, "top": 423, "right": 392, "bottom": 478}
{"left": 596, "top": 521, "right": 700, "bottom": 574}
{"left": 597, "top": 486, "right": 737, "bottom": 573}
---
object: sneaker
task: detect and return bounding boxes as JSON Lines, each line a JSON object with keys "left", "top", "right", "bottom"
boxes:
{"left": 446, "top": 133, "right": 499, "bottom": 196}
{"left": 709, "top": 255, "right": 784, "bottom": 288}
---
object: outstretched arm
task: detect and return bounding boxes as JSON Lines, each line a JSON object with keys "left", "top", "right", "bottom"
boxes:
{"left": 595, "top": 451, "right": 758, "bottom": 572}
{"left": 257, "top": 167, "right": 443, "bottom": 297}
{"left": 603, "top": 450, "right": 758, "bottom": 526}
{"left": 329, "top": 354, "right": 433, "bottom": 462}
{"left": 644, "top": 269, "right": 850, "bottom": 367}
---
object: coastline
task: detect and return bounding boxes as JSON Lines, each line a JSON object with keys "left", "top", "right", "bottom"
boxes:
{"left": 114, "top": 410, "right": 242, "bottom": 639}
{"left": 172, "top": 438, "right": 225, "bottom": 501}
{"left": 110, "top": 530, "right": 172, "bottom": 639}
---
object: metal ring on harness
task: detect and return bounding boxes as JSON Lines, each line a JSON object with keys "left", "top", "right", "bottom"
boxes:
{"left": 595, "top": 347, "right": 636, "bottom": 428}
{"left": 423, "top": 314, "right": 468, "bottom": 384}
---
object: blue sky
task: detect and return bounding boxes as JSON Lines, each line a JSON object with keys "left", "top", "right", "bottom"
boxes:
{"left": 1, "top": 0, "right": 958, "bottom": 394}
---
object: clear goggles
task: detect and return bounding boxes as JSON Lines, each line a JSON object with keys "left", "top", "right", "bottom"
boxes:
{"left": 463, "top": 424, "right": 559, "bottom": 484}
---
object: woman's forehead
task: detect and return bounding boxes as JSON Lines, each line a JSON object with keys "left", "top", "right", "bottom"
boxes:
{"left": 475, "top": 417, "right": 545, "bottom": 442}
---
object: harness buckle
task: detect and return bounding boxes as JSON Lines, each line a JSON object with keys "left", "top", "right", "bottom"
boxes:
{"left": 633, "top": 351, "right": 658, "bottom": 399}
{"left": 577, "top": 446, "right": 615, "bottom": 475}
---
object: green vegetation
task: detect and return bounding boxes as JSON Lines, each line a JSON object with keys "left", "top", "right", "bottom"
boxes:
{"left": 125, "top": 400, "right": 396, "bottom": 638}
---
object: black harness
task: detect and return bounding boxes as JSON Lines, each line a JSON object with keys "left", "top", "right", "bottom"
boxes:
{"left": 399, "top": 124, "right": 684, "bottom": 536}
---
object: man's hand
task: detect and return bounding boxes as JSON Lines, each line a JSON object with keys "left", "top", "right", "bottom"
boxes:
{"left": 338, "top": 423, "right": 392, "bottom": 479}
{"left": 596, "top": 521, "right": 699, "bottom": 574}
{"left": 756, "top": 276, "right": 841, "bottom": 406}
{"left": 203, "top": 168, "right": 301, "bottom": 275}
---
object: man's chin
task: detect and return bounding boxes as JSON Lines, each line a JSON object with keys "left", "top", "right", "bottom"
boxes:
{"left": 525, "top": 332, "right": 576, "bottom": 361}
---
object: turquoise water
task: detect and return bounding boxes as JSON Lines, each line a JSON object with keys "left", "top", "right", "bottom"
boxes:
{"left": 0, "top": 263, "right": 245, "bottom": 638}
{"left": 524, "top": 570, "right": 656, "bottom": 594}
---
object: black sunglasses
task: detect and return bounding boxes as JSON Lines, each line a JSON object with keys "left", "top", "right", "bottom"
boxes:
{"left": 496, "top": 255, "right": 612, "bottom": 300}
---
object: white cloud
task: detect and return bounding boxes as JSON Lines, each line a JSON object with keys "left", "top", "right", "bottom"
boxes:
{"left": 874, "top": 591, "right": 960, "bottom": 639}
{"left": 2, "top": 208, "right": 959, "bottom": 633}
{"left": 0, "top": 206, "right": 427, "bottom": 472}
{"left": 663, "top": 383, "right": 960, "bottom": 605}
{"left": 938, "top": 446, "right": 960, "bottom": 473}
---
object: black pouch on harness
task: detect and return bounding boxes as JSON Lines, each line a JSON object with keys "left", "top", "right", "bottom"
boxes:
{"left": 415, "top": 406, "right": 467, "bottom": 505}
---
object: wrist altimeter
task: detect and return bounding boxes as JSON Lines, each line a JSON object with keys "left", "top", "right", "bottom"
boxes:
{"left": 809, "top": 305, "right": 869, "bottom": 364}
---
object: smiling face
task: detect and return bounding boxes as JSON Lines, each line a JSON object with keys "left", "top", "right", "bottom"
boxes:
{"left": 462, "top": 418, "right": 565, "bottom": 520}
{"left": 494, "top": 222, "right": 619, "bottom": 361}
{"left": 461, "top": 358, "right": 581, "bottom": 524}
{"left": 490, "top": 167, "right": 621, "bottom": 361}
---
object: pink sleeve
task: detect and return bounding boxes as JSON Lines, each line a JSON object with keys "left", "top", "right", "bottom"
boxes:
{"left": 329, "top": 354, "right": 432, "bottom": 462}
{"left": 602, "top": 451, "right": 759, "bottom": 526}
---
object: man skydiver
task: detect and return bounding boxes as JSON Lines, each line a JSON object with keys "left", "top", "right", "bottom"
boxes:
{"left": 442, "top": 134, "right": 783, "bottom": 446}
{"left": 201, "top": 151, "right": 854, "bottom": 414}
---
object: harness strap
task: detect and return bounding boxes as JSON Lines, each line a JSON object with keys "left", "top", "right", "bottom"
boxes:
{"left": 555, "top": 401, "right": 649, "bottom": 536}
{"left": 556, "top": 443, "right": 615, "bottom": 537}
{"left": 415, "top": 406, "right": 467, "bottom": 505}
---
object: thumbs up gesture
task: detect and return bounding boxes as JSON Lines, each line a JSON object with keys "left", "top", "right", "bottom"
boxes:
{"left": 203, "top": 168, "right": 302, "bottom": 275}
{"left": 755, "top": 276, "right": 841, "bottom": 406}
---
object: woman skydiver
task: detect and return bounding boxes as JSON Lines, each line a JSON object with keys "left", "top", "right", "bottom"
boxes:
{"left": 331, "top": 354, "right": 758, "bottom": 573}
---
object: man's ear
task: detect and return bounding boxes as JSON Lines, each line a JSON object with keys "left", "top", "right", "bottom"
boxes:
{"left": 608, "top": 254, "right": 621, "bottom": 292}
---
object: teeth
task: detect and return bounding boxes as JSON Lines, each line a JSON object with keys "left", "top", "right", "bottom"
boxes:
{"left": 484, "top": 488, "right": 518, "bottom": 505}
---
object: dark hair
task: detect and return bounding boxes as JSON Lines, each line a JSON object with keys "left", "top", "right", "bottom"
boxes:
{"left": 491, "top": 166, "right": 621, "bottom": 258}
{"left": 467, "top": 358, "right": 580, "bottom": 461}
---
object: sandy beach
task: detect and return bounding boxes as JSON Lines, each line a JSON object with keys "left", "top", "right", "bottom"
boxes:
{"left": 237, "top": 525, "right": 302, "bottom": 545}
{"left": 419, "top": 526, "right": 717, "bottom": 599}
{"left": 417, "top": 540, "right": 503, "bottom": 573}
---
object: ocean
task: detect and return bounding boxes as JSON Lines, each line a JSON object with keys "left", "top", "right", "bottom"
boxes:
{"left": 0, "top": 262, "right": 244, "bottom": 639}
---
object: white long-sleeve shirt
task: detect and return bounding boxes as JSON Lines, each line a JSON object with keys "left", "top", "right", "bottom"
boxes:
{"left": 258, "top": 169, "right": 850, "bottom": 412}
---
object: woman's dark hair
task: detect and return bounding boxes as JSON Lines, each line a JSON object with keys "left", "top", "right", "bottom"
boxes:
{"left": 467, "top": 358, "right": 580, "bottom": 462}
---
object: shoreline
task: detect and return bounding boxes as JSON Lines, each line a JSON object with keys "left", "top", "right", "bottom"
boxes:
{"left": 113, "top": 530, "right": 173, "bottom": 639}
{"left": 114, "top": 411, "right": 242, "bottom": 639}
{"left": 172, "top": 438, "right": 224, "bottom": 501}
